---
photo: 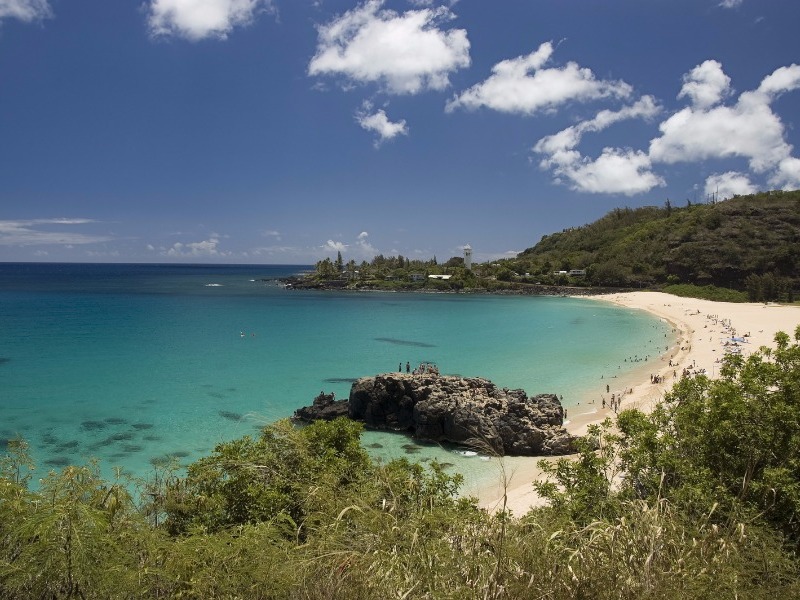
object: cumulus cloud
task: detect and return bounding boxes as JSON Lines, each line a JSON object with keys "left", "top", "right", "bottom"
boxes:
{"left": 308, "top": 0, "right": 470, "bottom": 94}
{"left": 678, "top": 60, "right": 731, "bottom": 109}
{"left": 533, "top": 59, "right": 800, "bottom": 196}
{"left": 446, "top": 41, "right": 632, "bottom": 114}
{"left": 704, "top": 171, "right": 756, "bottom": 199}
{"left": 533, "top": 97, "right": 664, "bottom": 195}
{"left": 769, "top": 157, "right": 800, "bottom": 190}
{"left": 166, "top": 234, "right": 229, "bottom": 257}
{"left": 0, "top": 218, "right": 112, "bottom": 246}
{"left": 650, "top": 63, "right": 800, "bottom": 178}
{"left": 355, "top": 230, "right": 376, "bottom": 255}
{"left": 0, "top": 0, "right": 52, "bottom": 22}
{"left": 355, "top": 102, "right": 408, "bottom": 146}
{"left": 324, "top": 240, "right": 348, "bottom": 252}
{"left": 147, "top": 0, "right": 274, "bottom": 41}
{"left": 549, "top": 148, "right": 664, "bottom": 196}
{"left": 718, "top": 0, "right": 743, "bottom": 8}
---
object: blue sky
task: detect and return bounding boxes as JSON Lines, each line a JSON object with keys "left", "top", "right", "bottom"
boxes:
{"left": 1, "top": 0, "right": 799, "bottom": 264}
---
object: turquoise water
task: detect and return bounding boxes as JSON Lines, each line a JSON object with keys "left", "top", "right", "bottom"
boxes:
{"left": 0, "top": 263, "right": 672, "bottom": 487}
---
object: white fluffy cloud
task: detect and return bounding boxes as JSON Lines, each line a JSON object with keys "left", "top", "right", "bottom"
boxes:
{"left": 355, "top": 103, "right": 408, "bottom": 146}
{"left": 446, "top": 41, "right": 632, "bottom": 114}
{"left": 308, "top": 0, "right": 470, "bottom": 94}
{"left": 718, "top": 0, "right": 743, "bottom": 8}
{"left": 547, "top": 148, "right": 664, "bottom": 196}
{"left": 535, "top": 60, "right": 800, "bottom": 196}
{"left": 0, "top": 0, "right": 51, "bottom": 22}
{"left": 678, "top": 60, "right": 731, "bottom": 109}
{"left": 324, "top": 240, "right": 348, "bottom": 252}
{"left": 147, "top": 0, "right": 274, "bottom": 41}
{"left": 769, "top": 157, "right": 800, "bottom": 190}
{"left": 650, "top": 63, "right": 800, "bottom": 177}
{"left": 533, "top": 97, "right": 664, "bottom": 195}
{"left": 166, "top": 234, "right": 228, "bottom": 257}
{"left": 0, "top": 218, "right": 111, "bottom": 246}
{"left": 355, "top": 230, "right": 376, "bottom": 255}
{"left": 704, "top": 171, "right": 756, "bottom": 200}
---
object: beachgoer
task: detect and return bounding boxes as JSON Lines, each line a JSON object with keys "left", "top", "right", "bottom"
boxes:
{"left": 406, "top": 362, "right": 410, "bottom": 373}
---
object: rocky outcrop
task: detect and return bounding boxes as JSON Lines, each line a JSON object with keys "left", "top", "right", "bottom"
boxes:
{"left": 295, "top": 373, "right": 574, "bottom": 456}
{"left": 293, "top": 392, "right": 349, "bottom": 421}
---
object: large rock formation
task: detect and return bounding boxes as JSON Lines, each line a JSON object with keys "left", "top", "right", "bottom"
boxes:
{"left": 295, "top": 373, "right": 574, "bottom": 456}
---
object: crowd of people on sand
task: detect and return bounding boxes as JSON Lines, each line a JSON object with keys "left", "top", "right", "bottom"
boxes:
{"left": 399, "top": 361, "right": 440, "bottom": 376}
{"left": 590, "top": 307, "right": 756, "bottom": 418}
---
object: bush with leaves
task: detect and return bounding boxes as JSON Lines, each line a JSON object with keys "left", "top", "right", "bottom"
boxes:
{"left": 616, "top": 326, "right": 800, "bottom": 547}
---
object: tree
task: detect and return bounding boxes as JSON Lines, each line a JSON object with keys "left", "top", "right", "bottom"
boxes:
{"left": 335, "top": 251, "right": 343, "bottom": 272}
{"left": 617, "top": 326, "right": 800, "bottom": 547}
{"left": 162, "top": 419, "right": 372, "bottom": 535}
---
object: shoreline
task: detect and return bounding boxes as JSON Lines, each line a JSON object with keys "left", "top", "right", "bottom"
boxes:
{"left": 472, "top": 291, "right": 800, "bottom": 515}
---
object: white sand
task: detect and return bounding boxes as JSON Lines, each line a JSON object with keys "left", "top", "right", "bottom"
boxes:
{"left": 474, "top": 292, "right": 800, "bottom": 515}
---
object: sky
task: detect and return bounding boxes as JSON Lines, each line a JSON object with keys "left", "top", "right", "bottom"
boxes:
{"left": 1, "top": 0, "right": 799, "bottom": 264}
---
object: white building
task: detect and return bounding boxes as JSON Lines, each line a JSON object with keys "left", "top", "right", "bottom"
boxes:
{"left": 464, "top": 244, "right": 472, "bottom": 271}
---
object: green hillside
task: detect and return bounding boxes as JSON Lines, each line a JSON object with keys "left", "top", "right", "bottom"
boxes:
{"left": 506, "top": 189, "right": 800, "bottom": 299}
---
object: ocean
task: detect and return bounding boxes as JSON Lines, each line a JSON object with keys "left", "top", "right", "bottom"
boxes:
{"left": 0, "top": 263, "right": 673, "bottom": 490}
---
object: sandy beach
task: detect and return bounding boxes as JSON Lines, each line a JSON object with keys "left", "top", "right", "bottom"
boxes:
{"left": 473, "top": 291, "right": 800, "bottom": 515}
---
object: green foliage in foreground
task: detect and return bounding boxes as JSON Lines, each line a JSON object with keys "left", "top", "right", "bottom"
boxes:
{"left": 3, "top": 330, "right": 800, "bottom": 598}
{"left": 661, "top": 283, "right": 748, "bottom": 302}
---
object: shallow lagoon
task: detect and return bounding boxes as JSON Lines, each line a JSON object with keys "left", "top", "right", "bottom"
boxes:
{"left": 0, "top": 263, "right": 672, "bottom": 486}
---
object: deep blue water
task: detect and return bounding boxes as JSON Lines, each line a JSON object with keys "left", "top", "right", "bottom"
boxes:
{"left": 0, "top": 263, "right": 672, "bottom": 486}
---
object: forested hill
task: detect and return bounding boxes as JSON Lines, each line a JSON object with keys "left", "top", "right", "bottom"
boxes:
{"left": 510, "top": 189, "right": 799, "bottom": 295}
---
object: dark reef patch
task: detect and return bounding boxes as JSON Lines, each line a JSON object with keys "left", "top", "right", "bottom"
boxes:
{"left": 219, "top": 410, "right": 243, "bottom": 421}
{"left": 44, "top": 456, "right": 71, "bottom": 468}
{"left": 40, "top": 432, "right": 59, "bottom": 446}
{"left": 143, "top": 435, "right": 162, "bottom": 442}
{"left": 150, "top": 452, "right": 189, "bottom": 467}
{"left": 122, "top": 444, "right": 143, "bottom": 453}
{"left": 132, "top": 423, "right": 154, "bottom": 430}
{"left": 81, "top": 420, "right": 107, "bottom": 431}
{"left": 0, "top": 357, "right": 10, "bottom": 365}
{"left": 374, "top": 337, "right": 436, "bottom": 348}
{"left": 366, "top": 442, "right": 384, "bottom": 449}
{"left": 105, "top": 417, "right": 128, "bottom": 425}
{"left": 402, "top": 444, "right": 423, "bottom": 454}
{"left": 109, "top": 432, "right": 135, "bottom": 442}
{"left": 208, "top": 392, "right": 226, "bottom": 399}
{"left": 55, "top": 440, "right": 80, "bottom": 452}
{"left": 149, "top": 455, "right": 170, "bottom": 467}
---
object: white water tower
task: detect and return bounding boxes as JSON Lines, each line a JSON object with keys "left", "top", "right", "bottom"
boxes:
{"left": 464, "top": 244, "right": 472, "bottom": 271}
